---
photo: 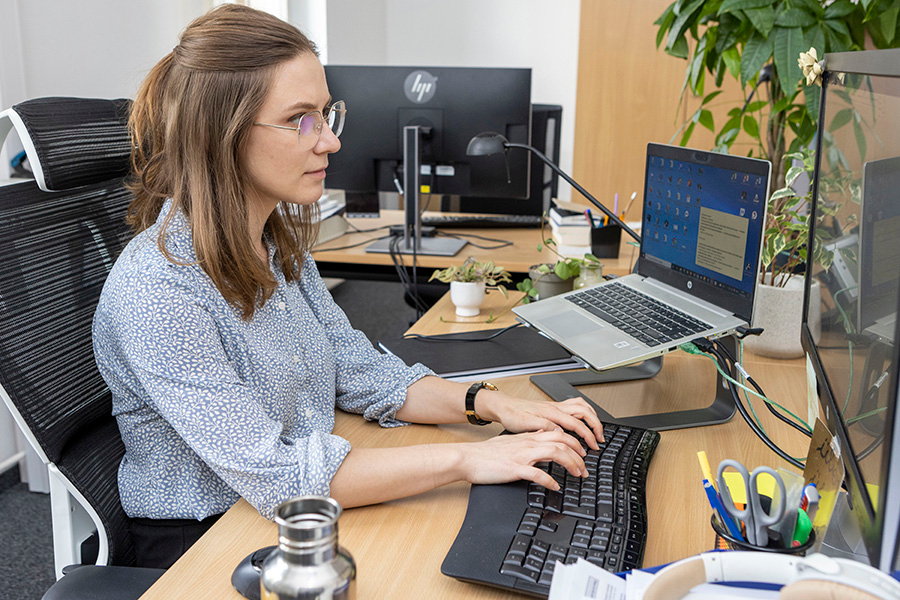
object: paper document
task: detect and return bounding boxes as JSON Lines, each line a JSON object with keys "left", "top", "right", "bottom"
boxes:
{"left": 548, "top": 559, "right": 625, "bottom": 600}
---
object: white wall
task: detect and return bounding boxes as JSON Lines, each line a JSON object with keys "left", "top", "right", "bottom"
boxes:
{"left": 326, "top": 0, "right": 581, "bottom": 199}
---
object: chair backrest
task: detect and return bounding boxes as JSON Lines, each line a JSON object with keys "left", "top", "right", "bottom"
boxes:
{"left": 0, "top": 97, "right": 136, "bottom": 565}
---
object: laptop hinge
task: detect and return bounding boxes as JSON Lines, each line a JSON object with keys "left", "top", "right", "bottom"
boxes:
{"left": 642, "top": 277, "right": 736, "bottom": 318}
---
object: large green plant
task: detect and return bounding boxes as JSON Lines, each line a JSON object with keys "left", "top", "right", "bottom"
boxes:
{"left": 655, "top": 0, "right": 899, "bottom": 188}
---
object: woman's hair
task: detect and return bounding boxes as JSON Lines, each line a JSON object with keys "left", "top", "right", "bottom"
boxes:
{"left": 128, "top": 4, "right": 320, "bottom": 320}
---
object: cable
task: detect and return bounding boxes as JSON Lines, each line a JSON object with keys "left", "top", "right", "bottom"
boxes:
{"left": 681, "top": 340, "right": 806, "bottom": 468}
{"left": 435, "top": 230, "right": 514, "bottom": 250}
{"left": 388, "top": 235, "right": 429, "bottom": 316}
{"left": 708, "top": 343, "right": 807, "bottom": 469}
{"left": 314, "top": 234, "right": 391, "bottom": 252}
{"left": 345, "top": 222, "right": 392, "bottom": 234}
{"left": 719, "top": 339, "right": 812, "bottom": 437}
{"left": 402, "top": 323, "right": 522, "bottom": 342}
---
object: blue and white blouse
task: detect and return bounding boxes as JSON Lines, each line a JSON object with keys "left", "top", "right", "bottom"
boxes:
{"left": 92, "top": 202, "right": 432, "bottom": 520}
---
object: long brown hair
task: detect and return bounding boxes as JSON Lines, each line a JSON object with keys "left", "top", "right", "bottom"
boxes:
{"left": 128, "top": 4, "right": 320, "bottom": 319}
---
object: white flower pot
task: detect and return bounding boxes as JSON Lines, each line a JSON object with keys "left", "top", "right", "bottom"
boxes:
{"left": 743, "top": 275, "right": 821, "bottom": 359}
{"left": 450, "top": 281, "right": 486, "bottom": 317}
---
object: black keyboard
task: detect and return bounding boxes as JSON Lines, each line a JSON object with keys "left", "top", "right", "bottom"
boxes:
{"left": 442, "top": 423, "right": 661, "bottom": 597}
{"left": 421, "top": 214, "right": 544, "bottom": 228}
{"left": 566, "top": 282, "right": 711, "bottom": 347}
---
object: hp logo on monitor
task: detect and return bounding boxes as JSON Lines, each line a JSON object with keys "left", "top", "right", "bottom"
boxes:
{"left": 404, "top": 70, "right": 438, "bottom": 103}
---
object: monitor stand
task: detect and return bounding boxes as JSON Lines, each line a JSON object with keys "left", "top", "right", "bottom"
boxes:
{"left": 530, "top": 336, "right": 737, "bottom": 431}
{"left": 366, "top": 125, "right": 467, "bottom": 256}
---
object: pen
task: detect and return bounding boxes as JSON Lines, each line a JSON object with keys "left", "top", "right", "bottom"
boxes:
{"left": 622, "top": 191, "right": 638, "bottom": 219}
{"left": 602, "top": 214, "right": 609, "bottom": 227}
{"left": 696, "top": 451, "right": 715, "bottom": 491}
{"left": 703, "top": 479, "right": 743, "bottom": 540}
{"left": 584, "top": 208, "right": 594, "bottom": 227}
{"left": 613, "top": 193, "right": 619, "bottom": 217}
{"left": 792, "top": 508, "right": 812, "bottom": 547}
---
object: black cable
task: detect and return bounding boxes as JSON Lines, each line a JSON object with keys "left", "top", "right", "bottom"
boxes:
{"left": 345, "top": 222, "right": 391, "bottom": 234}
{"left": 435, "top": 231, "right": 514, "bottom": 250}
{"left": 714, "top": 339, "right": 812, "bottom": 438}
{"left": 708, "top": 343, "right": 806, "bottom": 469}
{"left": 403, "top": 323, "right": 522, "bottom": 342}
{"left": 388, "top": 235, "right": 429, "bottom": 315}
{"left": 314, "top": 234, "right": 391, "bottom": 252}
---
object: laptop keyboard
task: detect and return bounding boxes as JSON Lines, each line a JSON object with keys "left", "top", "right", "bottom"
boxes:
{"left": 565, "top": 282, "right": 710, "bottom": 347}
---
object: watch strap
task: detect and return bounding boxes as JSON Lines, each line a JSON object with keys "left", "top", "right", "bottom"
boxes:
{"left": 465, "top": 381, "right": 497, "bottom": 425}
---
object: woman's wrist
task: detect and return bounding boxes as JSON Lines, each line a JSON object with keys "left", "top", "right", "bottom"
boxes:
{"left": 471, "top": 389, "right": 509, "bottom": 423}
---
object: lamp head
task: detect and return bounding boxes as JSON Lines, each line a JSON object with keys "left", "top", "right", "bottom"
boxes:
{"left": 466, "top": 131, "right": 510, "bottom": 157}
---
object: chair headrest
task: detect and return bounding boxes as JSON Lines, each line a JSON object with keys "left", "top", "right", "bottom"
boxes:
{"left": 0, "top": 97, "right": 132, "bottom": 192}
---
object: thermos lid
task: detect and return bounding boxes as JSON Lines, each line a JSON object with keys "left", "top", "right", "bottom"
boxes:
{"left": 274, "top": 496, "right": 342, "bottom": 552}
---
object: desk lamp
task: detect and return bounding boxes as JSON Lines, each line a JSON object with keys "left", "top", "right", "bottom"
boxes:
{"left": 466, "top": 132, "right": 641, "bottom": 243}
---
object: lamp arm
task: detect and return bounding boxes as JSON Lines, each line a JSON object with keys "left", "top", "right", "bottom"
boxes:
{"left": 505, "top": 142, "right": 641, "bottom": 243}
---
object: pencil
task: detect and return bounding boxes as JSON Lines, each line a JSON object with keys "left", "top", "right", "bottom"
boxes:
{"left": 697, "top": 451, "right": 716, "bottom": 491}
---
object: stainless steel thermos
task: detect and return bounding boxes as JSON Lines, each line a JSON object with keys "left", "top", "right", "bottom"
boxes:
{"left": 260, "top": 496, "right": 356, "bottom": 600}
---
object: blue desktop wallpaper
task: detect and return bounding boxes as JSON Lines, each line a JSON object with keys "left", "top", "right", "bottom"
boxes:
{"left": 641, "top": 154, "right": 766, "bottom": 297}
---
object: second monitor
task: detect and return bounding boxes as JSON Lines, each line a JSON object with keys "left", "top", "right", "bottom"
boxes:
{"left": 323, "top": 65, "right": 532, "bottom": 255}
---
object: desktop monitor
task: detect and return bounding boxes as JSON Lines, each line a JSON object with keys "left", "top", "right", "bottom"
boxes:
{"left": 323, "top": 65, "right": 532, "bottom": 255}
{"left": 802, "top": 49, "right": 900, "bottom": 574}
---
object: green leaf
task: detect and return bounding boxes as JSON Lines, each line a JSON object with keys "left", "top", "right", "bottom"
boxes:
{"left": 667, "top": 0, "right": 705, "bottom": 51}
{"left": 746, "top": 100, "right": 768, "bottom": 112}
{"left": 824, "top": 0, "right": 857, "bottom": 18}
{"left": 718, "top": 0, "right": 771, "bottom": 14}
{"left": 852, "top": 116, "right": 867, "bottom": 161}
{"left": 773, "top": 26, "right": 805, "bottom": 95}
{"left": 785, "top": 165, "right": 805, "bottom": 186}
{"left": 699, "top": 109, "right": 715, "bottom": 131}
{"left": 742, "top": 114, "right": 760, "bottom": 139}
{"left": 769, "top": 187, "right": 797, "bottom": 201}
{"left": 744, "top": 5, "right": 776, "bottom": 36}
{"left": 721, "top": 47, "right": 742, "bottom": 79}
{"left": 825, "top": 20, "right": 852, "bottom": 47}
{"left": 702, "top": 90, "right": 724, "bottom": 105}
{"left": 878, "top": 2, "right": 900, "bottom": 44}
{"left": 670, "top": 34, "right": 690, "bottom": 59}
{"left": 655, "top": 4, "right": 677, "bottom": 48}
{"left": 829, "top": 108, "right": 853, "bottom": 131}
{"left": 741, "top": 33, "right": 772, "bottom": 87}
{"left": 775, "top": 7, "right": 816, "bottom": 27}
{"left": 680, "top": 121, "right": 697, "bottom": 146}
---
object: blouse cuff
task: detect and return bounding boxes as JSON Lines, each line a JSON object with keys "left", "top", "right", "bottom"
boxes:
{"left": 364, "top": 362, "right": 434, "bottom": 428}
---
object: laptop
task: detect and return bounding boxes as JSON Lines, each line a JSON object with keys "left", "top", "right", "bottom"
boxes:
{"left": 858, "top": 156, "right": 900, "bottom": 345}
{"left": 514, "top": 143, "right": 771, "bottom": 371}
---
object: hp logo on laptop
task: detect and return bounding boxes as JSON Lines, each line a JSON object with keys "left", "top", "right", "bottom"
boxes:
{"left": 404, "top": 70, "right": 438, "bottom": 104}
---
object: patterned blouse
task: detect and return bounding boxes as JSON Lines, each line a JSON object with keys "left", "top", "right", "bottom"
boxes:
{"left": 92, "top": 202, "right": 432, "bottom": 520}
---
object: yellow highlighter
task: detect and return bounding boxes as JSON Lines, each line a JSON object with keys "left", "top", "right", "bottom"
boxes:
{"left": 697, "top": 451, "right": 716, "bottom": 490}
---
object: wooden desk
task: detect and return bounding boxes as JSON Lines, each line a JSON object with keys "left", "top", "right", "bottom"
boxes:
{"left": 142, "top": 292, "right": 809, "bottom": 599}
{"left": 311, "top": 210, "right": 639, "bottom": 279}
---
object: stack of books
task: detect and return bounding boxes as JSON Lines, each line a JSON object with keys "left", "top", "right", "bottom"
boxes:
{"left": 549, "top": 200, "right": 592, "bottom": 257}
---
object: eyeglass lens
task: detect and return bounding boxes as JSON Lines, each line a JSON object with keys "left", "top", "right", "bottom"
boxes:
{"left": 298, "top": 102, "right": 345, "bottom": 140}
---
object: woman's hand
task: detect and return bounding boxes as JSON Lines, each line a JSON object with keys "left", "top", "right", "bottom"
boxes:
{"left": 477, "top": 391, "right": 605, "bottom": 450}
{"left": 460, "top": 430, "right": 588, "bottom": 490}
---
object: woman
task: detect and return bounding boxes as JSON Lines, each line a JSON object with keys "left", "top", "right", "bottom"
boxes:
{"left": 92, "top": 4, "right": 604, "bottom": 569}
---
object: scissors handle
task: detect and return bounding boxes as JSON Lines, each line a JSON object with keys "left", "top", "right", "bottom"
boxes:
{"left": 716, "top": 459, "right": 754, "bottom": 544}
{"left": 749, "top": 467, "right": 787, "bottom": 545}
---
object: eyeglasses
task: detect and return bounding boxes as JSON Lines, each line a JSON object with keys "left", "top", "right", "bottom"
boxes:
{"left": 253, "top": 100, "right": 346, "bottom": 147}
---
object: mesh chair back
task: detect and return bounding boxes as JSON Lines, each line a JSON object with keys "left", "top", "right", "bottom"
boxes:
{"left": 0, "top": 97, "right": 136, "bottom": 565}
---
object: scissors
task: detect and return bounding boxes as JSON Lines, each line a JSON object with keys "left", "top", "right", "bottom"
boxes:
{"left": 716, "top": 459, "right": 787, "bottom": 547}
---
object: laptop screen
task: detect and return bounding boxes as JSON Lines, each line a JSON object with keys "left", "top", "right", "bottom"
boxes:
{"left": 639, "top": 143, "right": 771, "bottom": 322}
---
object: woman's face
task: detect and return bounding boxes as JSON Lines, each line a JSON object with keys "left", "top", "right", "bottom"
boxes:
{"left": 242, "top": 53, "right": 341, "bottom": 209}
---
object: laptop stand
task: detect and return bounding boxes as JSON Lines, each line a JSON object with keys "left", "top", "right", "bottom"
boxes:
{"left": 530, "top": 336, "right": 737, "bottom": 431}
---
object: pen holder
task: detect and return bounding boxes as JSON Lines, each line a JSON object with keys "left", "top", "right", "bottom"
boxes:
{"left": 710, "top": 514, "right": 815, "bottom": 555}
{"left": 591, "top": 224, "right": 621, "bottom": 259}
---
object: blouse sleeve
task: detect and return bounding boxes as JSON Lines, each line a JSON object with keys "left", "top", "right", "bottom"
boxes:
{"left": 297, "top": 254, "right": 433, "bottom": 426}
{"left": 105, "top": 266, "right": 350, "bottom": 519}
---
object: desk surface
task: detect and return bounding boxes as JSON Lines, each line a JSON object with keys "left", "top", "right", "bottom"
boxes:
{"left": 142, "top": 292, "right": 809, "bottom": 599}
{"left": 311, "top": 210, "right": 640, "bottom": 276}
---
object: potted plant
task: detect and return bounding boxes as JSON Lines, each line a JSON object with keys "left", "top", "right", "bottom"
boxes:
{"left": 518, "top": 234, "right": 604, "bottom": 303}
{"left": 429, "top": 257, "right": 512, "bottom": 317}
{"left": 654, "top": 0, "right": 897, "bottom": 190}
{"left": 654, "top": 2, "right": 895, "bottom": 356}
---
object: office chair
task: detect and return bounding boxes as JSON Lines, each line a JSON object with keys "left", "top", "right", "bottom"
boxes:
{"left": 0, "top": 97, "right": 164, "bottom": 598}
